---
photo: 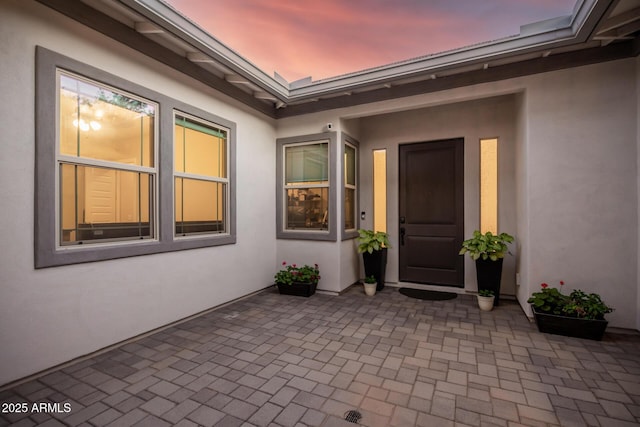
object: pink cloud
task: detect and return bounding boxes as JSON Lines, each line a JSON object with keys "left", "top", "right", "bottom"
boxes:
{"left": 166, "top": 0, "right": 575, "bottom": 81}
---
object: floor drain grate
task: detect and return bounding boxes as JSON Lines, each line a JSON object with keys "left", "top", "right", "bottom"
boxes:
{"left": 344, "top": 409, "right": 362, "bottom": 424}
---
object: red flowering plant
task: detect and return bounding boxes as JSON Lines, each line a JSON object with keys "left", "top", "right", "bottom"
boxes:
{"left": 274, "top": 261, "right": 321, "bottom": 286}
{"left": 527, "top": 281, "right": 613, "bottom": 320}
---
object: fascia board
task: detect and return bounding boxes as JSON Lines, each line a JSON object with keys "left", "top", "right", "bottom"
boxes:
{"left": 117, "top": 0, "right": 606, "bottom": 104}
{"left": 570, "top": 0, "right": 602, "bottom": 34}
{"left": 286, "top": 29, "right": 578, "bottom": 100}
{"left": 121, "top": 0, "right": 290, "bottom": 98}
{"left": 287, "top": 0, "right": 605, "bottom": 100}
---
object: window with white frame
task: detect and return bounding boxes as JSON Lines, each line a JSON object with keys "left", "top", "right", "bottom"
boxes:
{"left": 284, "top": 142, "right": 329, "bottom": 230}
{"left": 58, "top": 72, "right": 157, "bottom": 245}
{"left": 344, "top": 141, "right": 357, "bottom": 231}
{"left": 276, "top": 133, "right": 337, "bottom": 241}
{"left": 35, "top": 47, "right": 236, "bottom": 268}
{"left": 174, "top": 114, "right": 229, "bottom": 236}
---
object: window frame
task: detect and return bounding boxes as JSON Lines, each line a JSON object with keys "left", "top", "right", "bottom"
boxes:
{"left": 56, "top": 70, "right": 159, "bottom": 247}
{"left": 173, "top": 111, "right": 230, "bottom": 238}
{"left": 276, "top": 132, "right": 337, "bottom": 241}
{"left": 35, "top": 47, "right": 236, "bottom": 268}
{"left": 283, "top": 141, "right": 330, "bottom": 231}
{"left": 342, "top": 134, "right": 359, "bottom": 240}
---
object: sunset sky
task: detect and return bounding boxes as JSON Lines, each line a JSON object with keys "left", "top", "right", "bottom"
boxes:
{"left": 164, "top": 0, "right": 577, "bottom": 82}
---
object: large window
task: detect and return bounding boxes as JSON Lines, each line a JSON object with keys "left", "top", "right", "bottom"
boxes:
{"left": 58, "top": 72, "right": 157, "bottom": 245}
{"left": 174, "top": 115, "right": 228, "bottom": 236}
{"left": 276, "top": 133, "right": 337, "bottom": 241}
{"left": 36, "top": 47, "right": 235, "bottom": 268}
{"left": 285, "top": 142, "right": 329, "bottom": 230}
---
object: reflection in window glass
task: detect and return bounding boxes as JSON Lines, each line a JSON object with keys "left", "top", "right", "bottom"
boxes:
{"left": 60, "top": 164, "right": 152, "bottom": 244}
{"left": 345, "top": 188, "right": 356, "bottom": 230}
{"left": 285, "top": 143, "right": 328, "bottom": 184}
{"left": 175, "top": 178, "right": 225, "bottom": 235}
{"left": 57, "top": 72, "right": 157, "bottom": 246}
{"left": 174, "top": 114, "right": 228, "bottom": 237}
{"left": 286, "top": 188, "right": 329, "bottom": 230}
{"left": 59, "top": 74, "right": 155, "bottom": 167}
{"left": 284, "top": 142, "right": 330, "bottom": 230}
{"left": 345, "top": 145, "right": 356, "bottom": 186}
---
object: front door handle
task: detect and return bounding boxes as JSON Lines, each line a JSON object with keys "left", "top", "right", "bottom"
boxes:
{"left": 400, "top": 227, "right": 405, "bottom": 245}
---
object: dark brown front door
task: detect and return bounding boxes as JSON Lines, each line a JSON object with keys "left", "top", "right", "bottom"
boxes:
{"left": 399, "top": 138, "right": 464, "bottom": 286}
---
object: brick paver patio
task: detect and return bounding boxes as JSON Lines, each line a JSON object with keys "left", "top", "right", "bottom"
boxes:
{"left": 1, "top": 286, "right": 639, "bottom": 426}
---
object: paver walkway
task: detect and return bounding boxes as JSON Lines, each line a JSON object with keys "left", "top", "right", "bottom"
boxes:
{"left": 1, "top": 286, "right": 640, "bottom": 426}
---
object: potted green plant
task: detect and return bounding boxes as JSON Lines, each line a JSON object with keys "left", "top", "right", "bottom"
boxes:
{"left": 363, "top": 275, "right": 377, "bottom": 296}
{"left": 527, "top": 281, "right": 613, "bottom": 340}
{"left": 357, "top": 229, "right": 390, "bottom": 291}
{"left": 477, "top": 289, "right": 495, "bottom": 311}
{"left": 274, "top": 262, "right": 320, "bottom": 297}
{"left": 459, "top": 230, "right": 514, "bottom": 305}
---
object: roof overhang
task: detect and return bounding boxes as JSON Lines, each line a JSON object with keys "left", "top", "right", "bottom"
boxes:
{"left": 36, "top": 0, "right": 640, "bottom": 118}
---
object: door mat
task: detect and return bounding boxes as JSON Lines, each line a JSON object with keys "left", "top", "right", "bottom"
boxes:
{"left": 399, "top": 288, "right": 458, "bottom": 301}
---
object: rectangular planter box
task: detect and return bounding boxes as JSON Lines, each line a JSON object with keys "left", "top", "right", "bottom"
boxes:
{"left": 276, "top": 281, "right": 317, "bottom": 297}
{"left": 532, "top": 306, "right": 608, "bottom": 341}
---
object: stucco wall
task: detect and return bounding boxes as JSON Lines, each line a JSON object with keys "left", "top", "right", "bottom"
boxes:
{"left": 277, "top": 59, "right": 638, "bottom": 329}
{"left": 523, "top": 59, "right": 637, "bottom": 328}
{"left": 0, "top": 1, "right": 276, "bottom": 385}
{"left": 356, "top": 96, "right": 519, "bottom": 294}
{"left": 275, "top": 117, "right": 361, "bottom": 292}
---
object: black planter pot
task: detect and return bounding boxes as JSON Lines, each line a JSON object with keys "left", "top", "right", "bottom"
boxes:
{"left": 276, "top": 281, "right": 317, "bottom": 297}
{"left": 531, "top": 306, "right": 608, "bottom": 341}
{"left": 475, "top": 258, "right": 503, "bottom": 305}
{"left": 363, "top": 248, "right": 387, "bottom": 291}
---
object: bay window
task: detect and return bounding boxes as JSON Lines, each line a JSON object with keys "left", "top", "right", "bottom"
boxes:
{"left": 285, "top": 142, "right": 329, "bottom": 230}
{"left": 276, "top": 133, "right": 337, "bottom": 241}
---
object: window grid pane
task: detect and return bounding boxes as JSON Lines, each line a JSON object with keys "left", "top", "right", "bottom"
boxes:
{"left": 174, "top": 116, "right": 227, "bottom": 178}
{"left": 59, "top": 163, "right": 152, "bottom": 244}
{"left": 345, "top": 188, "right": 356, "bottom": 230}
{"left": 285, "top": 143, "right": 328, "bottom": 184}
{"left": 175, "top": 177, "right": 226, "bottom": 235}
{"left": 286, "top": 187, "right": 329, "bottom": 230}
{"left": 59, "top": 74, "right": 155, "bottom": 167}
{"left": 345, "top": 145, "right": 356, "bottom": 186}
